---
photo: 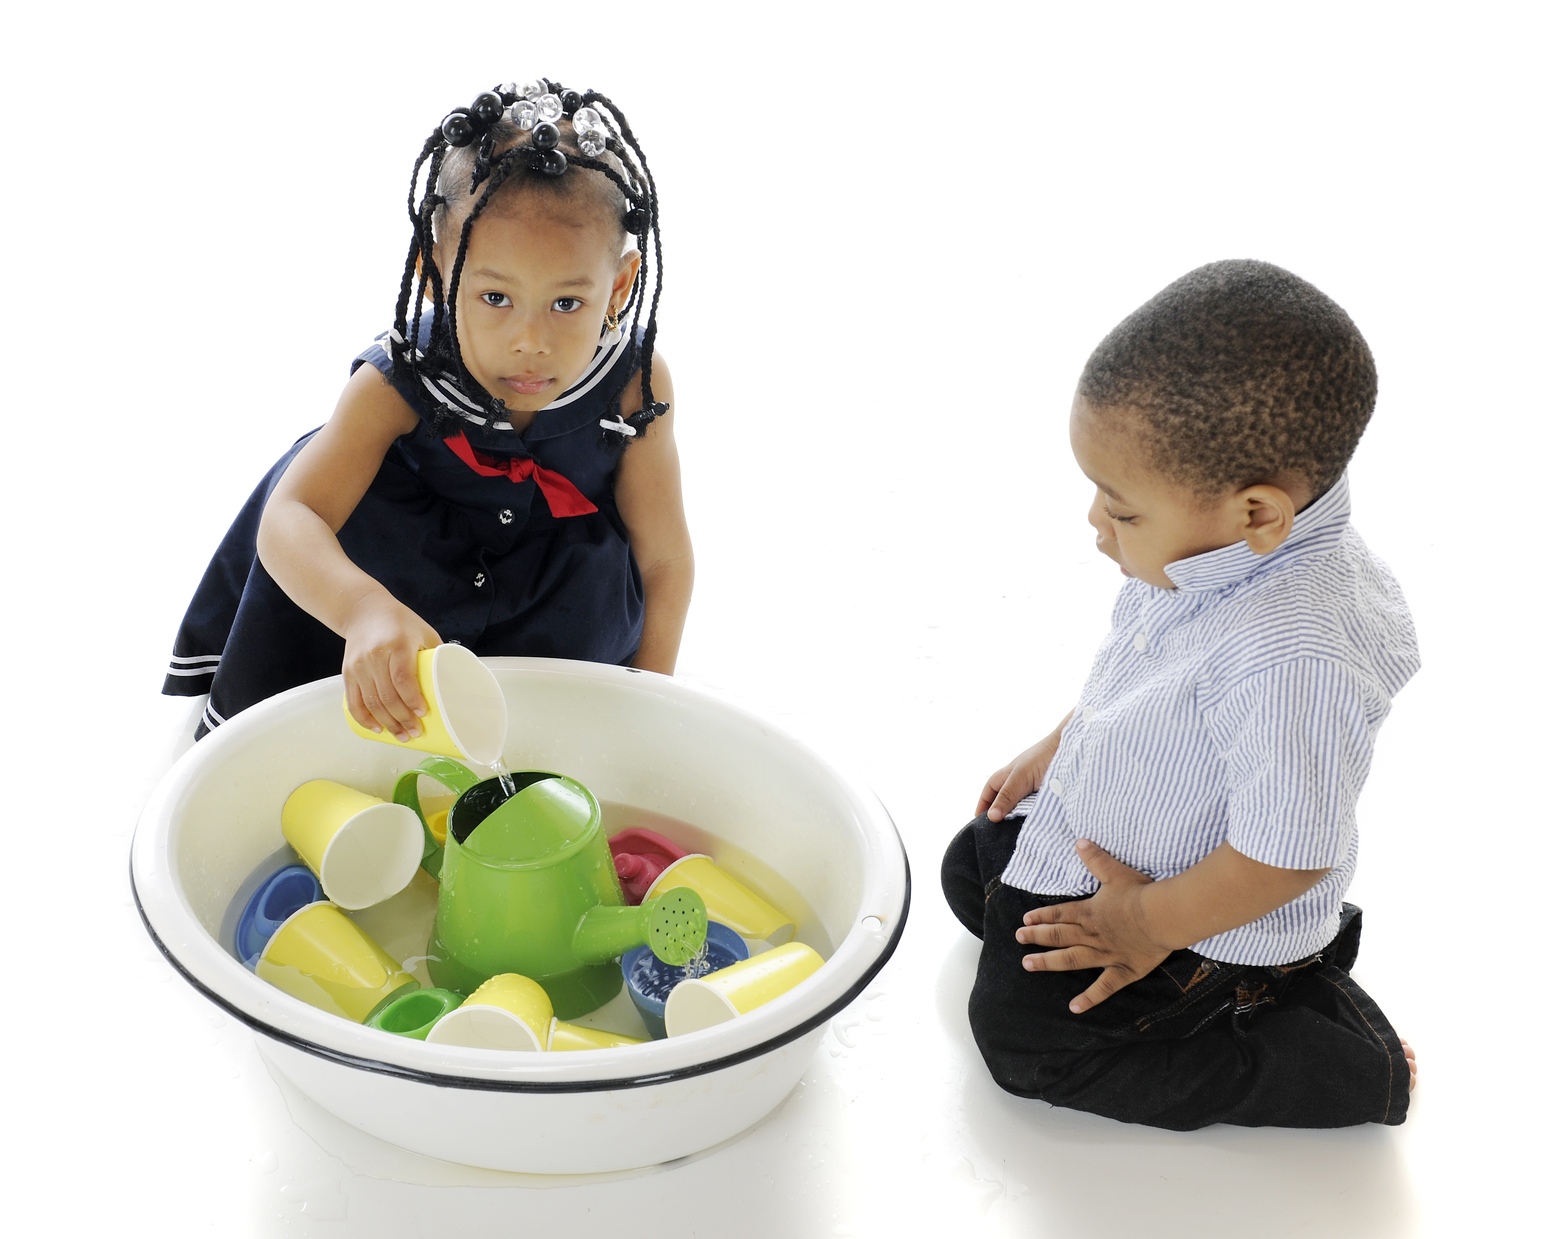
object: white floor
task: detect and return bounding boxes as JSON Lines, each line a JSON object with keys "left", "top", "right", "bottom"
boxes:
{"left": 5, "top": 4, "right": 1544, "bottom": 1234}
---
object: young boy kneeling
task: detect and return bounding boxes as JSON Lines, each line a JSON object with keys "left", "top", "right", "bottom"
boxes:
{"left": 942, "top": 260, "right": 1418, "bottom": 1129}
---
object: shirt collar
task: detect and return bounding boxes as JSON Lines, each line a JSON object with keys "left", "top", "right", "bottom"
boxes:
{"left": 1163, "top": 473, "right": 1352, "bottom": 594}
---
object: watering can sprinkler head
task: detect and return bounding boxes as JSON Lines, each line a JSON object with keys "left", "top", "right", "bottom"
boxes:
{"left": 571, "top": 886, "right": 708, "bottom": 967}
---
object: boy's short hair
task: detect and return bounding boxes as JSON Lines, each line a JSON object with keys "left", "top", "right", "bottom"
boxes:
{"left": 1078, "top": 259, "right": 1377, "bottom": 500}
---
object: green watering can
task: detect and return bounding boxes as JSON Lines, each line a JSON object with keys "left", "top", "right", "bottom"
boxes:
{"left": 394, "top": 759, "right": 707, "bottom": 1018}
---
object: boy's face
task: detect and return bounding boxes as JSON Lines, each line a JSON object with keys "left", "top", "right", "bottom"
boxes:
{"left": 1070, "top": 397, "right": 1254, "bottom": 590}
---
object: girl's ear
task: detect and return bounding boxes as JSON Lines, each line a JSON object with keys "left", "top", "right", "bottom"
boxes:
{"left": 1239, "top": 484, "right": 1298, "bottom": 556}
{"left": 610, "top": 249, "right": 642, "bottom": 312}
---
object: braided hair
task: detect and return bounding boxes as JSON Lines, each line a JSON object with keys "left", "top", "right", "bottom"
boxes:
{"left": 391, "top": 81, "right": 666, "bottom": 443}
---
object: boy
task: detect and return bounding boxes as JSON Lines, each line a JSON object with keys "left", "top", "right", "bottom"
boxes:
{"left": 942, "top": 260, "right": 1418, "bottom": 1129}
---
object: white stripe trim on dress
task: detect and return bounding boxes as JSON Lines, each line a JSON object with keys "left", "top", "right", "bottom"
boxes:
{"left": 386, "top": 326, "right": 628, "bottom": 433}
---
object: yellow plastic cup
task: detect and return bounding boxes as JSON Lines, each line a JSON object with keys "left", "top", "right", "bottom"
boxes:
{"left": 423, "top": 973, "right": 554, "bottom": 1052}
{"left": 342, "top": 643, "right": 508, "bottom": 766}
{"left": 256, "top": 902, "right": 417, "bottom": 1023}
{"left": 663, "top": 942, "right": 824, "bottom": 1037}
{"left": 282, "top": 780, "right": 424, "bottom": 910}
{"left": 547, "top": 1020, "right": 646, "bottom": 1051}
{"left": 425, "top": 808, "right": 449, "bottom": 848}
{"left": 645, "top": 856, "right": 794, "bottom": 947}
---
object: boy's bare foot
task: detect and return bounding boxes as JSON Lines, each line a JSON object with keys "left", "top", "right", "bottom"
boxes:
{"left": 1401, "top": 1039, "right": 1417, "bottom": 1092}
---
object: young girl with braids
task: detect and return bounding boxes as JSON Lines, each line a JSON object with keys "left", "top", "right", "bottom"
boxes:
{"left": 165, "top": 82, "right": 691, "bottom": 741}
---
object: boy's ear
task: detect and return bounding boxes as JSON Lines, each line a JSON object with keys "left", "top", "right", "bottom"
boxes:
{"left": 1239, "top": 484, "right": 1298, "bottom": 556}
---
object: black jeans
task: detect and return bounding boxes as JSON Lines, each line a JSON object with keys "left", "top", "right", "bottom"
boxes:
{"left": 941, "top": 812, "right": 1409, "bottom": 1130}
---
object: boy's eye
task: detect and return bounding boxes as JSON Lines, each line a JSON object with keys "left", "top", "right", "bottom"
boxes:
{"left": 1103, "top": 503, "right": 1137, "bottom": 525}
{"left": 553, "top": 297, "right": 583, "bottom": 313}
{"left": 480, "top": 292, "right": 511, "bottom": 308}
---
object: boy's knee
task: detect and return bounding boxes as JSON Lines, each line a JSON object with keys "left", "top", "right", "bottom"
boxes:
{"left": 940, "top": 821, "right": 989, "bottom": 937}
{"left": 968, "top": 1019, "right": 1100, "bottom": 1108}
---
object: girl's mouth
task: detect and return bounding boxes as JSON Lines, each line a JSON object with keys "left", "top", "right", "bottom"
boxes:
{"left": 502, "top": 375, "right": 552, "bottom": 396}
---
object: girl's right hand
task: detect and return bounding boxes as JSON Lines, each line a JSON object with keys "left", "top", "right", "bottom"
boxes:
{"left": 341, "top": 592, "right": 443, "bottom": 740}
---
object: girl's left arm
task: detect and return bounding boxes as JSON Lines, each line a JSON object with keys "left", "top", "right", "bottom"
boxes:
{"left": 615, "top": 355, "right": 693, "bottom": 674}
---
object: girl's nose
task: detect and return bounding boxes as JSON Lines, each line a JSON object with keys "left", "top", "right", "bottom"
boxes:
{"left": 508, "top": 311, "right": 549, "bottom": 354}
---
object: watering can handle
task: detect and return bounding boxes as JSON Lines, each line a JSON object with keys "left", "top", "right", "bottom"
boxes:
{"left": 393, "top": 756, "right": 480, "bottom": 877}
{"left": 392, "top": 756, "right": 481, "bottom": 816}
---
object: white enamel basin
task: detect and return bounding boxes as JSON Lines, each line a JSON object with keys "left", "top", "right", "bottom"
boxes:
{"left": 131, "top": 658, "right": 910, "bottom": 1173}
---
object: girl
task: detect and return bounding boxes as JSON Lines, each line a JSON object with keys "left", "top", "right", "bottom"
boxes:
{"left": 164, "top": 81, "right": 691, "bottom": 742}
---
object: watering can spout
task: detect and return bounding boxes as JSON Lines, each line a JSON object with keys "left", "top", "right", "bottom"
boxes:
{"left": 572, "top": 887, "right": 708, "bottom": 966}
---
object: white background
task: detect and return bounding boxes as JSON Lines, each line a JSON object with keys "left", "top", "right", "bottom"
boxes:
{"left": 3, "top": 2, "right": 1543, "bottom": 1234}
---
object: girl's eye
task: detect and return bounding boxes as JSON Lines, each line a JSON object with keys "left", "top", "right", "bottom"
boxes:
{"left": 1103, "top": 503, "right": 1137, "bottom": 525}
{"left": 480, "top": 292, "right": 511, "bottom": 308}
{"left": 553, "top": 297, "right": 583, "bottom": 313}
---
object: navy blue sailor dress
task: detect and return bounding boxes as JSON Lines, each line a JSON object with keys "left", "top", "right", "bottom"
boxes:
{"left": 163, "top": 326, "right": 646, "bottom": 738}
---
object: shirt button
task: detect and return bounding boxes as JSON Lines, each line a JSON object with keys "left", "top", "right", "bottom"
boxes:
{"left": 498, "top": 509, "right": 514, "bottom": 525}
{"left": 473, "top": 572, "right": 487, "bottom": 588}
{"left": 1049, "top": 778, "right": 1064, "bottom": 796}
{"left": 1132, "top": 632, "right": 1149, "bottom": 652}
{"left": 1082, "top": 707, "right": 1096, "bottom": 723}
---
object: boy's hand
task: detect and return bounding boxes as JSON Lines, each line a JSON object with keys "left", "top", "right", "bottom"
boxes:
{"left": 341, "top": 593, "right": 441, "bottom": 741}
{"left": 1015, "top": 838, "right": 1173, "bottom": 1014}
{"left": 977, "top": 720, "right": 1067, "bottom": 821}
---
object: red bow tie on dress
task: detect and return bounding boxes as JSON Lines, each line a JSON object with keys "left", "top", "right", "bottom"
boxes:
{"left": 444, "top": 432, "right": 598, "bottom": 518}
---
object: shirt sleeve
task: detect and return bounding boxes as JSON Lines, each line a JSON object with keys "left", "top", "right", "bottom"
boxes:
{"left": 1205, "top": 658, "right": 1381, "bottom": 870}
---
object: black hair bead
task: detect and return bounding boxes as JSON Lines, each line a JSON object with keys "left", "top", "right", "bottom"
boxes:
{"left": 532, "top": 121, "right": 560, "bottom": 150}
{"left": 470, "top": 92, "right": 505, "bottom": 125}
{"left": 541, "top": 149, "right": 568, "bottom": 176}
{"left": 623, "top": 206, "right": 650, "bottom": 235}
{"left": 441, "top": 111, "right": 475, "bottom": 146}
{"left": 560, "top": 89, "right": 584, "bottom": 114}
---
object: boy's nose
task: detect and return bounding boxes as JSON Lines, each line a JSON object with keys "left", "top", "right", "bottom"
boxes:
{"left": 1087, "top": 490, "right": 1111, "bottom": 533}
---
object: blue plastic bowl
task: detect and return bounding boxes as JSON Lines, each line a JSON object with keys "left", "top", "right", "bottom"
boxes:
{"left": 235, "top": 863, "right": 326, "bottom": 969}
{"left": 622, "top": 921, "right": 749, "bottom": 1039}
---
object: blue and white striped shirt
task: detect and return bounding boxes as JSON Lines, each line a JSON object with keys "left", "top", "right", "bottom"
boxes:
{"left": 1001, "top": 475, "right": 1419, "bottom": 965}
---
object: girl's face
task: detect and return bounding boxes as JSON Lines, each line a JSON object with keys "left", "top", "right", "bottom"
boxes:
{"left": 442, "top": 196, "right": 639, "bottom": 424}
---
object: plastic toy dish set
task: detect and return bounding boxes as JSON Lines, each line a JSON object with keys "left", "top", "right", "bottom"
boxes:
{"left": 132, "top": 656, "right": 909, "bottom": 1174}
